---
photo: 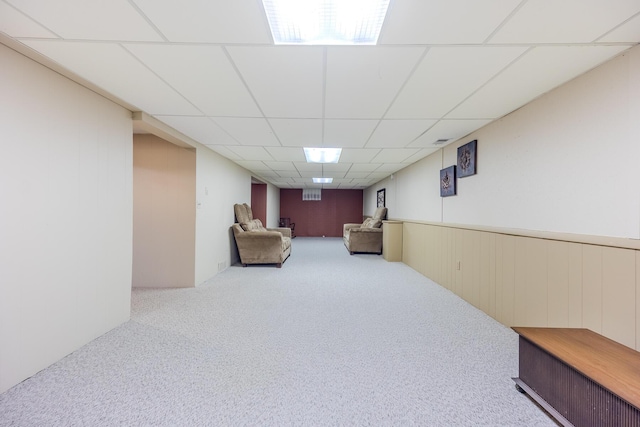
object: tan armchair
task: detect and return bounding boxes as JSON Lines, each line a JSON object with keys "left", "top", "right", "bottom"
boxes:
{"left": 343, "top": 207, "right": 387, "bottom": 255}
{"left": 232, "top": 204, "right": 292, "bottom": 268}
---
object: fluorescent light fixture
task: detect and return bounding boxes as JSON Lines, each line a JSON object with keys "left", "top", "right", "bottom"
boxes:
{"left": 304, "top": 147, "right": 342, "bottom": 163}
{"left": 313, "top": 177, "right": 333, "bottom": 184}
{"left": 262, "top": 0, "right": 390, "bottom": 45}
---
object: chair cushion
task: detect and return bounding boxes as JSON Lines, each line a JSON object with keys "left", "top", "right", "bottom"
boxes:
{"left": 234, "top": 204, "right": 252, "bottom": 224}
{"left": 241, "top": 219, "right": 267, "bottom": 232}
{"left": 243, "top": 203, "right": 254, "bottom": 221}
{"left": 362, "top": 218, "right": 382, "bottom": 229}
{"left": 372, "top": 207, "right": 387, "bottom": 220}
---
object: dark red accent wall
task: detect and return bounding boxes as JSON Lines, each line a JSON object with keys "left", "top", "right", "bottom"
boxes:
{"left": 280, "top": 189, "right": 363, "bottom": 237}
{"left": 251, "top": 184, "right": 267, "bottom": 224}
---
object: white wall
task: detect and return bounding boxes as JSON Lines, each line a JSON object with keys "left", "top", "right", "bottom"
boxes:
{"left": 367, "top": 45, "right": 640, "bottom": 239}
{"left": 194, "top": 147, "right": 251, "bottom": 284}
{"left": 0, "top": 45, "right": 133, "bottom": 393}
{"left": 266, "top": 183, "right": 281, "bottom": 228}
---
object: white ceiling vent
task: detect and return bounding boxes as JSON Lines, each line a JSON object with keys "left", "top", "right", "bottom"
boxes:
{"left": 302, "top": 189, "right": 322, "bottom": 201}
{"left": 433, "top": 139, "right": 450, "bottom": 146}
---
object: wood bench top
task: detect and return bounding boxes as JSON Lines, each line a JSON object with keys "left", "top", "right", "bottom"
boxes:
{"left": 512, "top": 327, "right": 640, "bottom": 409}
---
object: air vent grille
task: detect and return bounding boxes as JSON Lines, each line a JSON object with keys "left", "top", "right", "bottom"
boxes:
{"left": 302, "top": 189, "right": 321, "bottom": 201}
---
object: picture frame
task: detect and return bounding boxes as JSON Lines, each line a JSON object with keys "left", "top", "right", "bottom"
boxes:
{"left": 440, "top": 166, "right": 456, "bottom": 197}
{"left": 457, "top": 139, "right": 477, "bottom": 178}
{"left": 377, "top": 188, "right": 386, "bottom": 207}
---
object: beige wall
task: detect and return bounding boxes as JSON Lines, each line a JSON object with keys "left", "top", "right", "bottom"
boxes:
{"left": 367, "top": 45, "right": 640, "bottom": 349}
{"left": 0, "top": 44, "right": 133, "bottom": 393}
{"left": 133, "top": 135, "right": 196, "bottom": 288}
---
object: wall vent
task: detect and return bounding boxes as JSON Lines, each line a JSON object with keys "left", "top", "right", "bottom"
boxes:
{"left": 302, "top": 189, "right": 322, "bottom": 201}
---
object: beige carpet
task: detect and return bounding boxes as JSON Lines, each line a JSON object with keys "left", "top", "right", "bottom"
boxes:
{"left": 0, "top": 237, "right": 555, "bottom": 426}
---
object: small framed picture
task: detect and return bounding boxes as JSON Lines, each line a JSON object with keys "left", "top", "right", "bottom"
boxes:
{"left": 440, "top": 166, "right": 456, "bottom": 197}
{"left": 457, "top": 139, "right": 477, "bottom": 178}
{"left": 377, "top": 188, "right": 386, "bottom": 207}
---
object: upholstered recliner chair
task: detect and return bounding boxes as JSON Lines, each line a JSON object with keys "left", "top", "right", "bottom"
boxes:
{"left": 343, "top": 207, "right": 387, "bottom": 255}
{"left": 232, "top": 203, "right": 292, "bottom": 268}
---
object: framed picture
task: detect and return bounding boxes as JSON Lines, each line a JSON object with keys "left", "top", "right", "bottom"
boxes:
{"left": 457, "top": 139, "right": 477, "bottom": 178}
{"left": 440, "top": 166, "right": 456, "bottom": 197}
{"left": 377, "top": 188, "right": 386, "bottom": 207}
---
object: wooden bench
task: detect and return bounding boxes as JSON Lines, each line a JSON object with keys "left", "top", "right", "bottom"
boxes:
{"left": 512, "top": 327, "right": 640, "bottom": 427}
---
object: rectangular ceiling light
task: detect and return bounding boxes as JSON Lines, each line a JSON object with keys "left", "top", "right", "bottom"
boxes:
{"left": 262, "top": 0, "right": 391, "bottom": 45}
{"left": 304, "top": 147, "right": 342, "bottom": 163}
{"left": 313, "top": 177, "right": 333, "bottom": 183}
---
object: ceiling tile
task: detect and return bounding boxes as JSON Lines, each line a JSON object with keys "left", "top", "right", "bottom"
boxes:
{"left": 402, "top": 148, "right": 441, "bottom": 165}
{"left": 448, "top": 45, "right": 630, "bottom": 120}
{"left": 125, "top": 44, "right": 261, "bottom": 117}
{"left": 349, "top": 164, "right": 382, "bottom": 172}
{"left": 227, "top": 147, "right": 274, "bottom": 161}
{"left": 0, "top": 2, "right": 57, "bottom": 38}
{"left": 263, "top": 147, "right": 306, "bottom": 162}
{"left": 204, "top": 145, "right": 243, "bottom": 161}
{"left": 598, "top": 14, "right": 640, "bottom": 42}
{"left": 228, "top": 46, "right": 324, "bottom": 118}
{"left": 264, "top": 162, "right": 298, "bottom": 172}
{"left": 8, "top": 0, "right": 162, "bottom": 41}
{"left": 293, "top": 163, "right": 323, "bottom": 173}
{"left": 350, "top": 178, "right": 376, "bottom": 185}
{"left": 213, "top": 118, "right": 280, "bottom": 146}
{"left": 21, "top": 41, "right": 200, "bottom": 115}
{"left": 490, "top": 0, "right": 640, "bottom": 43}
{"left": 410, "top": 120, "right": 491, "bottom": 148}
{"left": 380, "top": 0, "right": 521, "bottom": 44}
{"left": 133, "top": 0, "right": 271, "bottom": 43}
{"left": 371, "top": 149, "right": 421, "bottom": 163}
{"left": 323, "top": 171, "right": 347, "bottom": 179}
{"left": 268, "top": 119, "right": 323, "bottom": 146}
{"left": 234, "top": 160, "right": 270, "bottom": 171}
{"left": 324, "top": 120, "right": 379, "bottom": 148}
{"left": 386, "top": 47, "right": 527, "bottom": 119}
{"left": 6, "top": 0, "right": 638, "bottom": 191}
{"left": 368, "top": 172, "right": 390, "bottom": 180}
{"left": 154, "top": 116, "right": 239, "bottom": 146}
{"left": 366, "top": 119, "right": 437, "bottom": 148}
{"left": 324, "top": 46, "right": 425, "bottom": 119}
{"left": 339, "top": 149, "right": 382, "bottom": 163}
{"left": 375, "top": 163, "right": 409, "bottom": 172}
{"left": 322, "top": 163, "right": 352, "bottom": 172}
{"left": 345, "top": 171, "right": 373, "bottom": 179}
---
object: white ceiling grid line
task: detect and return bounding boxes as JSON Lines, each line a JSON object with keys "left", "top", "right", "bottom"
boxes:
{"left": 1, "top": 0, "right": 638, "bottom": 188}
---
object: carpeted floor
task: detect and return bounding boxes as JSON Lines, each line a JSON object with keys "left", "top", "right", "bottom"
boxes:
{"left": 0, "top": 237, "right": 556, "bottom": 426}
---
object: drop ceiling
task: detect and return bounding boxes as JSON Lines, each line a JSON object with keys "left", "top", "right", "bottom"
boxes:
{"left": 1, "top": 0, "right": 638, "bottom": 189}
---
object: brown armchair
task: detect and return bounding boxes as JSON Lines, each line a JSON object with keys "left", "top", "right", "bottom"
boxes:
{"left": 232, "top": 204, "right": 292, "bottom": 268}
{"left": 343, "top": 207, "right": 387, "bottom": 255}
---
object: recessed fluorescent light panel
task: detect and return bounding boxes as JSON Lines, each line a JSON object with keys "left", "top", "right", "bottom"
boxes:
{"left": 304, "top": 147, "right": 342, "bottom": 163}
{"left": 262, "top": 0, "right": 391, "bottom": 45}
{"left": 313, "top": 177, "right": 333, "bottom": 183}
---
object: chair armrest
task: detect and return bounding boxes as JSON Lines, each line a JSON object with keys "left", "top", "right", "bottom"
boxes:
{"left": 234, "top": 230, "right": 284, "bottom": 252}
{"left": 268, "top": 227, "right": 291, "bottom": 238}
{"left": 343, "top": 223, "right": 362, "bottom": 233}
{"left": 350, "top": 227, "right": 382, "bottom": 234}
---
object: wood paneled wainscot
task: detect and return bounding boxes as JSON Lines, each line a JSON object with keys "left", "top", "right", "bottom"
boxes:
{"left": 400, "top": 221, "right": 640, "bottom": 352}
{"left": 382, "top": 220, "right": 403, "bottom": 262}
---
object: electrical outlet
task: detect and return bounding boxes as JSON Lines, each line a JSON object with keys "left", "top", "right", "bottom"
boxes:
{"left": 456, "top": 261, "right": 461, "bottom": 271}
